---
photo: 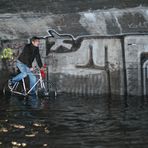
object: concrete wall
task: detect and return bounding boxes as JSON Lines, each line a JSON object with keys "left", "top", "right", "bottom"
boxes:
{"left": 2, "top": 34, "right": 148, "bottom": 96}
{"left": 44, "top": 37, "right": 124, "bottom": 95}
{"left": 0, "top": 1, "right": 148, "bottom": 96}
{"left": 0, "top": 35, "right": 125, "bottom": 95}
{"left": 0, "top": 7, "right": 148, "bottom": 39}
{"left": 0, "top": 0, "right": 147, "bottom": 14}
{"left": 125, "top": 35, "right": 148, "bottom": 96}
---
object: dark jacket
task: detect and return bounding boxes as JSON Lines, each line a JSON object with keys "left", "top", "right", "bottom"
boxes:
{"left": 18, "top": 43, "right": 43, "bottom": 68}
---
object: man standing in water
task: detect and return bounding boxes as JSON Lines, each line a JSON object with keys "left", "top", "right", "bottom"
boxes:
{"left": 9, "top": 36, "right": 43, "bottom": 95}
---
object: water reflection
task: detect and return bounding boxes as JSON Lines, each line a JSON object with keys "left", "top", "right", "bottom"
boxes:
{"left": 25, "top": 94, "right": 40, "bottom": 109}
{"left": 0, "top": 94, "right": 148, "bottom": 148}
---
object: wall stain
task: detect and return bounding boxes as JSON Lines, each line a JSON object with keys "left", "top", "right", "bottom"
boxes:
{"left": 76, "top": 44, "right": 105, "bottom": 70}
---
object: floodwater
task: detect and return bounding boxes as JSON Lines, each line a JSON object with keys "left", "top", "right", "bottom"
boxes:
{"left": 0, "top": 94, "right": 148, "bottom": 148}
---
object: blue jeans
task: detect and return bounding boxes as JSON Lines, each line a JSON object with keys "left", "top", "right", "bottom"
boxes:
{"left": 12, "top": 60, "right": 36, "bottom": 94}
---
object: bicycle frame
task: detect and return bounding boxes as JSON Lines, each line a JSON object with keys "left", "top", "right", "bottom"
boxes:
{"left": 8, "top": 68, "right": 46, "bottom": 96}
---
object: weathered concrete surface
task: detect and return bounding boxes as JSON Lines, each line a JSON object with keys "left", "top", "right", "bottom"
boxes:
{"left": 1, "top": 34, "right": 148, "bottom": 96}
{"left": 0, "top": 7, "right": 148, "bottom": 39}
{"left": 0, "top": 36, "right": 124, "bottom": 95}
{"left": 44, "top": 37, "right": 124, "bottom": 95}
{"left": 0, "top": 0, "right": 148, "bottom": 14}
{"left": 0, "top": 39, "right": 26, "bottom": 94}
{"left": 2, "top": 34, "right": 148, "bottom": 96}
{"left": 124, "top": 35, "right": 148, "bottom": 96}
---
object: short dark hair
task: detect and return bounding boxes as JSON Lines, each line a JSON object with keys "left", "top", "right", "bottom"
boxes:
{"left": 30, "top": 36, "right": 40, "bottom": 42}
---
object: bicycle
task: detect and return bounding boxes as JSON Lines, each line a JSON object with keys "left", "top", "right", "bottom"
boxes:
{"left": 3, "top": 66, "right": 51, "bottom": 97}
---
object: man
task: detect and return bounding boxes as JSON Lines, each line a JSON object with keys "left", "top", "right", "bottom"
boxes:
{"left": 10, "top": 36, "right": 43, "bottom": 95}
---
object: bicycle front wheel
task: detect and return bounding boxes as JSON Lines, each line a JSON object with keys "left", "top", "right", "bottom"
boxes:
{"left": 37, "top": 87, "right": 48, "bottom": 97}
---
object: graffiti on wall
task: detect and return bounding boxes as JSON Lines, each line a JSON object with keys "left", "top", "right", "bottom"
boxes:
{"left": 76, "top": 44, "right": 105, "bottom": 70}
{"left": 46, "top": 29, "right": 83, "bottom": 55}
{"left": 45, "top": 29, "right": 107, "bottom": 70}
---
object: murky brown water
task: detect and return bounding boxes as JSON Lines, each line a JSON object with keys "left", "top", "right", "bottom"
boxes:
{"left": 0, "top": 94, "right": 148, "bottom": 148}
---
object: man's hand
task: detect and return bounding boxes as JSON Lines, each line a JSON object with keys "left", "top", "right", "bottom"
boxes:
{"left": 40, "top": 67, "right": 45, "bottom": 71}
{"left": 40, "top": 67, "right": 46, "bottom": 78}
{"left": 40, "top": 64, "right": 46, "bottom": 71}
{"left": 30, "top": 67, "right": 34, "bottom": 71}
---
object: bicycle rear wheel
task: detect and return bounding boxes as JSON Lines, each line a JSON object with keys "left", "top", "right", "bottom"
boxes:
{"left": 3, "top": 81, "right": 11, "bottom": 97}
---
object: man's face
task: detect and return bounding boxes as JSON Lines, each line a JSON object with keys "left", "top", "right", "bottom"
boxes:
{"left": 32, "top": 39, "right": 40, "bottom": 47}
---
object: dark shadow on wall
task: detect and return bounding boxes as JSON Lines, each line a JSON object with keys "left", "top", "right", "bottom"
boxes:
{"left": 0, "top": 0, "right": 148, "bottom": 14}
{"left": 140, "top": 52, "right": 148, "bottom": 97}
{"left": 0, "top": 39, "right": 26, "bottom": 94}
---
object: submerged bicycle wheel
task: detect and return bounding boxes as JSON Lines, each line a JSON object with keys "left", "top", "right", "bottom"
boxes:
{"left": 37, "top": 88, "right": 48, "bottom": 97}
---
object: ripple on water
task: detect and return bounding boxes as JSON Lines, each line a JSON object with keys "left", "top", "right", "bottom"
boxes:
{"left": 0, "top": 94, "right": 148, "bottom": 148}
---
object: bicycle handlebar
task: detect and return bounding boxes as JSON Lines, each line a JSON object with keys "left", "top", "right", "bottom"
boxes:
{"left": 33, "top": 65, "right": 47, "bottom": 79}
